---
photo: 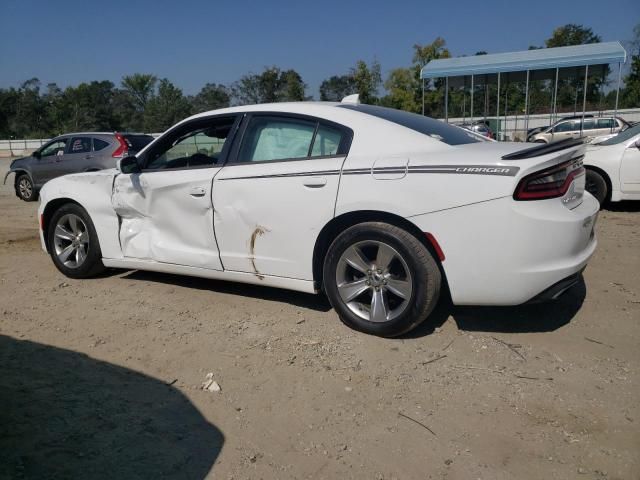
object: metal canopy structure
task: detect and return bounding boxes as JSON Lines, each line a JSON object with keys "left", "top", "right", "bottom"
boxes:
{"left": 420, "top": 42, "right": 628, "bottom": 140}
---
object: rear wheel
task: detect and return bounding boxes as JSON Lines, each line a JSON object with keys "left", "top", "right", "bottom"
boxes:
{"left": 585, "top": 169, "right": 608, "bottom": 206}
{"left": 15, "top": 174, "right": 36, "bottom": 201}
{"left": 47, "top": 203, "right": 105, "bottom": 278}
{"left": 323, "top": 222, "right": 441, "bottom": 337}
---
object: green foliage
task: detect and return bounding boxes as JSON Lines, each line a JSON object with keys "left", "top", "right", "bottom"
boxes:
{"left": 191, "top": 83, "right": 231, "bottom": 113}
{"left": 232, "top": 67, "right": 308, "bottom": 105}
{"left": 350, "top": 60, "right": 382, "bottom": 104}
{"left": 621, "top": 24, "right": 640, "bottom": 108}
{"left": 319, "top": 75, "right": 355, "bottom": 101}
{"left": 545, "top": 24, "right": 601, "bottom": 48}
{"left": 143, "top": 79, "right": 192, "bottom": 132}
{"left": 381, "top": 68, "right": 419, "bottom": 112}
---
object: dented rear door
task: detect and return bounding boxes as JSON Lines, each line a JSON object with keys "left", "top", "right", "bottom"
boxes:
{"left": 212, "top": 114, "right": 351, "bottom": 280}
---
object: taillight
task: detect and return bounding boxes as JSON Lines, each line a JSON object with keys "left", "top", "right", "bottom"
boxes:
{"left": 112, "top": 133, "right": 128, "bottom": 158}
{"left": 514, "top": 158, "right": 585, "bottom": 201}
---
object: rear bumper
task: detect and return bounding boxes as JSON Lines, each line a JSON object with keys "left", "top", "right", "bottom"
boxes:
{"left": 525, "top": 269, "right": 584, "bottom": 303}
{"left": 409, "top": 193, "right": 599, "bottom": 305}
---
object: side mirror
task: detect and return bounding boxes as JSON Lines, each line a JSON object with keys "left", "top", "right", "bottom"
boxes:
{"left": 117, "top": 155, "right": 141, "bottom": 174}
{"left": 32, "top": 150, "right": 41, "bottom": 159}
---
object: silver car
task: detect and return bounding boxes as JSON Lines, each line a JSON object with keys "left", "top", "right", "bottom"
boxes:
{"left": 5, "top": 132, "right": 154, "bottom": 201}
{"left": 528, "top": 117, "right": 628, "bottom": 144}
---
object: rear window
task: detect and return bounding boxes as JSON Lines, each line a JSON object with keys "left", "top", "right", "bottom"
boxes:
{"left": 93, "top": 138, "right": 110, "bottom": 151}
{"left": 337, "top": 104, "right": 486, "bottom": 145}
{"left": 123, "top": 134, "right": 154, "bottom": 151}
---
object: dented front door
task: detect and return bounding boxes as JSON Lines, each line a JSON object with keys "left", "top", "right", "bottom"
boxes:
{"left": 112, "top": 169, "right": 222, "bottom": 270}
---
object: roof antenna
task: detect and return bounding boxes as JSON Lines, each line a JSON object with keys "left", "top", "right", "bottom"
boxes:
{"left": 341, "top": 94, "right": 360, "bottom": 105}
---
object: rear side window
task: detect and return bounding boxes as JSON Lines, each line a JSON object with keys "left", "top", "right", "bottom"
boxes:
{"left": 311, "top": 124, "right": 343, "bottom": 157}
{"left": 582, "top": 119, "right": 595, "bottom": 130}
{"left": 123, "top": 134, "right": 154, "bottom": 151}
{"left": 93, "top": 138, "right": 110, "bottom": 151}
{"left": 597, "top": 118, "right": 615, "bottom": 129}
{"left": 338, "top": 104, "right": 485, "bottom": 145}
{"left": 238, "top": 117, "right": 316, "bottom": 162}
{"left": 68, "top": 137, "right": 92, "bottom": 153}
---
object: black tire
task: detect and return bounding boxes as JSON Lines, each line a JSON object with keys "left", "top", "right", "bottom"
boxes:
{"left": 534, "top": 139, "right": 547, "bottom": 143}
{"left": 585, "top": 169, "right": 608, "bottom": 206}
{"left": 15, "top": 173, "right": 37, "bottom": 201}
{"left": 47, "top": 203, "right": 105, "bottom": 279}
{"left": 323, "top": 222, "right": 441, "bottom": 337}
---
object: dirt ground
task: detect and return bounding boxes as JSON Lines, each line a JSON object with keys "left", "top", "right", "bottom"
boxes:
{"left": 0, "top": 157, "right": 638, "bottom": 480}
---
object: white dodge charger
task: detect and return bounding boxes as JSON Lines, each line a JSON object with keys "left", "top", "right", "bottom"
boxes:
{"left": 37, "top": 99, "right": 599, "bottom": 336}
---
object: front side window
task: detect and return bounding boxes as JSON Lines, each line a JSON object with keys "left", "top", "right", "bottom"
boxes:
{"left": 554, "top": 121, "right": 577, "bottom": 133}
{"left": 145, "top": 117, "right": 236, "bottom": 170}
{"left": 68, "top": 137, "right": 92, "bottom": 154}
{"left": 40, "top": 139, "right": 67, "bottom": 157}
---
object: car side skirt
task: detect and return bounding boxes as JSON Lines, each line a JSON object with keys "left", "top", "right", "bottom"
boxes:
{"left": 102, "top": 258, "right": 317, "bottom": 294}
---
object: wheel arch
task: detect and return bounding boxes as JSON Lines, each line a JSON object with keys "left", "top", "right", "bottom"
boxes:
{"left": 41, "top": 198, "right": 84, "bottom": 253}
{"left": 312, "top": 210, "right": 448, "bottom": 291}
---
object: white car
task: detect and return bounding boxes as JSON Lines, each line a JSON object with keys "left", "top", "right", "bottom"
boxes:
{"left": 583, "top": 123, "right": 640, "bottom": 205}
{"left": 37, "top": 99, "right": 599, "bottom": 337}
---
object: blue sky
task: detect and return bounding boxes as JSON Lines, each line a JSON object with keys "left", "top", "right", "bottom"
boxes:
{"left": 1, "top": 0, "right": 638, "bottom": 97}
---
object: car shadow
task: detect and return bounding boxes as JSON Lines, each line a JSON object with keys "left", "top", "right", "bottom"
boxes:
{"left": 604, "top": 200, "right": 640, "bottom": 212}
{"left": 0, "top": 335, "right": 223, "bottom": 479}
{"left": 121, "top": 270, "right": 333, "bottom": 312}
{"left": 403, "top": 276, "right": 587, "bottom": 338}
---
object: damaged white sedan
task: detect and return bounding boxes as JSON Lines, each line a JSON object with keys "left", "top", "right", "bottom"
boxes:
{"left": 38, "top": 99, "right": 599, "bottom": 336}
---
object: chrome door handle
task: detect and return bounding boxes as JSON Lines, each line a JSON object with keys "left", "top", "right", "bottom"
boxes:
{"left": 189, "top": 187, "right": 206, "bottom": 197}
{"left": 303, "top": 177, "right": 327, "bottom": 188}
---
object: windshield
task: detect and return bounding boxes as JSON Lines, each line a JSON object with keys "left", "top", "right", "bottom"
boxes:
{"left": 600, "top": 123, "right": 640, "bottom": 146}
{"left": 338, "top": 104, "right": 487, "bottom": 145}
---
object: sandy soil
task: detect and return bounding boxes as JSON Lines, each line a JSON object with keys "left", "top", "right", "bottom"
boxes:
{"left": 0, "top": 158, "right": 638, "bottom": 479}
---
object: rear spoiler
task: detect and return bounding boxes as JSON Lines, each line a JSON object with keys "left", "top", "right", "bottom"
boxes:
{"left": 502, "top": 138, "right": 584, "bottom": 160}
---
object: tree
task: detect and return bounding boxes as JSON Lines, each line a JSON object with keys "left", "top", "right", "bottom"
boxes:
{"left": 280, "top": 69, "right": 308, "bottom": 101}
{"left": 12, "top": 78, "right": 45, "bottom": 137}
{"left": 622, "top": 23, "right": 640, "bottom": 108}
{"left": 319, "top": 74, "right": 355, "bottom": 101}
{"left": 143, "top": 79, "right": 191, "bottom": 132}
{"left": 544, "top": 25, "right": 604, "bottom": 112}
{"left": 121, "top": 74, "right": 157, "bottom": 111}
{"left": 232, "top": 67, "right": 307, "bottom": 105}
{"left": 191, "top": 83, "right": 231, "bottom": 113}
{"left": 351, "top": 60, "right": 382, "bottom": 104}
{"left": 381, "top": 68, "right": 419, "bottom": 112}
{"left": 412, "top": 38, "right": 451, "bottom": 116}
{"left": 121, "top": 74, "right": 157, "bottom": 130}
{"left": 545, "top": 24, "right": 601, "bottom": 48}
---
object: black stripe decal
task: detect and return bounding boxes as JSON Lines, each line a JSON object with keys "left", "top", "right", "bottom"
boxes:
{"left": 220, "top": 164, "right": 519, "bottom": 180}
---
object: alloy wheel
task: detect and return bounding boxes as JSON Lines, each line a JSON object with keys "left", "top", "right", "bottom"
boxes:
{"left": 53, "top": 213, "right": 90, "bottom": 268}
{"left": 335, "top": 240, "right": 413, "bottom": 323}
{"left": 18, "top": 177, "right": 33, "bottom": 199}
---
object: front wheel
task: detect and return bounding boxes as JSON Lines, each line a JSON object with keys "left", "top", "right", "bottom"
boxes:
{"left": 323, "top": 222, "right": 441, "bottom": 337}
{"left": 47, "top": 203, "right": 105, "bottom": 278}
